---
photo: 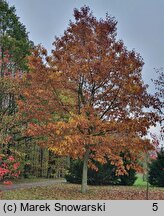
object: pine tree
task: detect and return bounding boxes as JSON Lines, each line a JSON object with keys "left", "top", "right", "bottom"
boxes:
{"left": 148, "top": 149, "right": 164, "bottom": 187}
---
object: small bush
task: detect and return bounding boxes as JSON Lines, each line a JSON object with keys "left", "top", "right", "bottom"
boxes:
{"left": 0, "top": 154, "right": 21, "bottom": 183}
{"left": 119, "top": 169, "right": 137, "bottom": 186}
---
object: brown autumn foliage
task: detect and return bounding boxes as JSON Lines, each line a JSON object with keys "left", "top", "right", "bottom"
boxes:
{"left": 18, "top": 6, "right": 159, "bottom": 192}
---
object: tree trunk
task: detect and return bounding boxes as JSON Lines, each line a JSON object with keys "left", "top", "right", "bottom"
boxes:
{"left": 39, "top": 148, "right": 44, "bottom": 177}
{"left": 81, "top": 148, "right": 90, "bottom": 193}
{"left": 47, "top": 150, "right": 53, "bottom": 178}
{"left": 66, "top": 155, "right": 71, "bottom": 168}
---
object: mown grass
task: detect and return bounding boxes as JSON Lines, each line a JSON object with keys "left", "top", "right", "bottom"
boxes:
{"left": 134, "top": 173, "right": 147, "bottom": 186}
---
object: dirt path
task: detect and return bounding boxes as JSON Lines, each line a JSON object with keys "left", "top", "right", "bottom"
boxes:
{"left": 0, "top": 179, "right": 66, "bottom": 191}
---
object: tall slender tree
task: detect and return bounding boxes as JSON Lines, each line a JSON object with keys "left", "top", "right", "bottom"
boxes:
{"left": 152, "top": 69, "right": 164, "bottom": 142}
{"left": 0, "top": 0, "right": 33, "bottom": 75}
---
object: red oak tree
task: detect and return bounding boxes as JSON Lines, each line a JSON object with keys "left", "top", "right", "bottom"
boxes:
{"left": 18, "top": 6, "right": 158, "bottom": 193}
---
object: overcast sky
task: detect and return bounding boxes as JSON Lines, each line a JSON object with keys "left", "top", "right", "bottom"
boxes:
{"left": 8, "top": 0, "right": 164, "bottom": 91}
{"left": 8, "top": 0, "right": 164, "bottom": 93}
{"left": 6, "top": 0, "right": 163, "bottom": 139}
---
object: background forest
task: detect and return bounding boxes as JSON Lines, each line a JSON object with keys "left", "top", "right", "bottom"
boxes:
{"left": 0, "top": 0, "right": 68, "bottom": 181}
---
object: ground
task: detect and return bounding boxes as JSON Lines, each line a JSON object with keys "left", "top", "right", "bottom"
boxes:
{"left": 1, "top": 183, "right": 164, "bottom": 200}
{"left": 0, "top": 174, "right": 164, "bottom": 200}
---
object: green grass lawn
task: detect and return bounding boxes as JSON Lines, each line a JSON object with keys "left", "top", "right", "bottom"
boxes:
{"left": 134, "top": 173, "right": 147, "bottom": 186}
